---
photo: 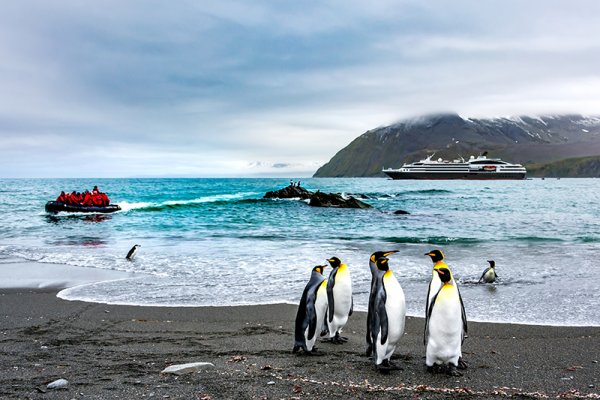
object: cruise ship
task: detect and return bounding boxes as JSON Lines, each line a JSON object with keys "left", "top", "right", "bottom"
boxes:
{"left": 382, "top": 152, "right": 527, "bottom": 180}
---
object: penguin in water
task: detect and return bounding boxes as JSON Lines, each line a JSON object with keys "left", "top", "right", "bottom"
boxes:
{"left": 424, "top": 250, "right": 468, "bottom": 369}
{"left": 478, "top": 260, "right": 497, "bottom": 283}
{"left": 366, "top": 250, "right": 399, "bottom": 357}
{"left": 293, "top": 265, "right": 329, "bottom": 354}
{"left": 324, "top": 256, "right": 353, "bottom": 344}
{"left": 126, "top": 244, "right": 141, "bottom": 260}
{"left": 370, "top": 255, "right": 406, "bottom": 372}
{"left": 425, "top": 267, "right": 465, "bottom": 376}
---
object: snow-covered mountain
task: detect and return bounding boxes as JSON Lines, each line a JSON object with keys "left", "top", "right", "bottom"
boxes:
{"left": 313, "top": 113, "right": 600, "bottom": 177}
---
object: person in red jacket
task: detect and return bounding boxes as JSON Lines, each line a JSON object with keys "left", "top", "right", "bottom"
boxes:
{"left": 100, "top": 192, "right": 110, "bottom": 206}
{"left": 92, "top": 192, "right": 103, "bottom": 206}
{"left": 56, "top": 191, "right": 67, "bottom": 203}
{"left": 82, "top": 191, "right": 93, "bottom": 206}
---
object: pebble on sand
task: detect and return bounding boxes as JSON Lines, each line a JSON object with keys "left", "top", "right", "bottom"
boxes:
{"left": 161, "top": 362, "right": 215, "bottom": 375}
{"left": 47, "top": 378, "right": 69, "bottom": 390}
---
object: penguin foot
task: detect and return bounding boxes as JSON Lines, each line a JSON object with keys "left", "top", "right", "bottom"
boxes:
{"left": 447, "top": 364, "right": 463, "bottom": 376}
{"left": 426, "top": 364, "right": 443, "bottom": 374}
{"left": 333, "top": 333, "right": 348, "bottom": 343}
{"left": 387, "top": 360, "right": 403, "bottom": 371}
{"left": 376, "top": 361, "right": 392, "bottom": 374}
{"left": 457, "top": 357, "right": 468, "bottom": 370}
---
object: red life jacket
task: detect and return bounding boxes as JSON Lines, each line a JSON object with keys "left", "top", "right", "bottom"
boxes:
{"left": 83, "top": 192, "right": 93, "bottom": 206}
{"left": 101, "top": 193, "right": 110, "bottom": 206}
{"left": 92, "top": 193, "right": 103, "bottom": 206}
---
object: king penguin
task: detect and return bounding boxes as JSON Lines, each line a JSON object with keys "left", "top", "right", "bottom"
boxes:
{"left": 424, "top": 267, "right": 465, "bottom": 375}
{"left": 293, "top": 265, "right": 329, "bottom": 354}
{"left": 478, "top": 260, "right": 498, "bottom": 283}
{"left": 366, "top": 250, "right": 398, "bottom": 357}
{"left": 425, "top": 249, "right": 468, "bottom": 369}
{"left": 324, "top": 256, "right": 353, "bottom": 343}
{"left": 126, "top": 244, "right": 141, "bottom": 260}
{"left": 370, "top": 255, "right": 406, "bottom": 372}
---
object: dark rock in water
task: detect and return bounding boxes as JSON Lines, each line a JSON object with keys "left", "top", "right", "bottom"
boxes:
{"left": 347, "top": 193, "right": 371, "bottom": 199}
{"left": 264, "top": 185, "right": 312, "bottom": 200}
{"left": 394, "top": 209, "right": 410, "bottom": 215}
{"left": 264, "top": 186, "right": 372, "bottom": 209}
{"left": 308, "top": 191, "right": 372, "bottom": 209}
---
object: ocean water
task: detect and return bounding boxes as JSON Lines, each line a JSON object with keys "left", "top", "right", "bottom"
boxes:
{"left": 1, "top": 177, "right": 599, "bottom": 326}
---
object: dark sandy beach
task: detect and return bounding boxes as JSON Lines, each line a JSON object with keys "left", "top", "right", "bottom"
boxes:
{"left": 1, "top": 290, "right": 599, "bottom": 399}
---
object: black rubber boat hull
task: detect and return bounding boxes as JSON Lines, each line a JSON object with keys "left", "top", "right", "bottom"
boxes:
{"left": 45, "top": 201, "right": 121, "bottom": 214}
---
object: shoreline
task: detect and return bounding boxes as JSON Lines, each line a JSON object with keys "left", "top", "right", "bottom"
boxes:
{"left": 1, "top": 289, "right": 599, "bottom": 399}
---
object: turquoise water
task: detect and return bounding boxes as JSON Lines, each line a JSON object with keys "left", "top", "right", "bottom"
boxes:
{"left": 1, "top": 177, "right": 599, "bottom": 326}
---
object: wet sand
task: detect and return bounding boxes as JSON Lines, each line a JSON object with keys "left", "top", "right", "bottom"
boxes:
{"left": 1, "top": 289, "right": 599, "bottom": 399}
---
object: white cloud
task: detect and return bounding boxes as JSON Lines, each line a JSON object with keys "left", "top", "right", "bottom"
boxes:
{"left": 1, "top": 1, "right": 600, "bottom": 177}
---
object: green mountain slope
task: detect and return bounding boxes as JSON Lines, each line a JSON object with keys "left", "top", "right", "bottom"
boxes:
{"left": 313, "top": 113, "right": 600, "bottom": 177}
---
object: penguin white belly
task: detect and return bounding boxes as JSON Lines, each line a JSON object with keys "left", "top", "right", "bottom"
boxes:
{"left": 329, "top": 267, "right": 352, "bottom": 335}
{"left": 483, "top": 269, "right": 495, "bottom": 282}
{"left": 305, "top": 281, "right": 328, "bottom": 351}
{"left": 426, "top": 290, "right": 462, "bottom": 366}
{"left": 375, "top": 274, "right": 406, "bottom": 363}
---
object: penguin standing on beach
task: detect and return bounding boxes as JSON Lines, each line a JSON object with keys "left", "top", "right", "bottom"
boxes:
{"left": 425, "top": 250, "right": 467, "bottom": 369}
{"left": 366, "top": 250, "right": 398, "bottom": 357}
{"left": 126, "top": 244, "right": 141, "bottom": 260}
{"left": 293, "top": 265, "right": 329, "bottom": 354}
{"left": 478, "top": 260, "right": 498, "bottom": 283}
{"left": 370, "top": 255, "right": 406, "bottom": 372}
{"left": 424, "top": 267, "right": 464, "bottom": 375}
{"left": 324, "top": 256, "right": 353, "bottom": 343}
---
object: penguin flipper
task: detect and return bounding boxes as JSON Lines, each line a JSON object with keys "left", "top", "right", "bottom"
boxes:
{"left": 378, "top": 298, "right": 388, "bottom": 345}
{"left": 424, "top": 283, "right": 432, "bottom": 345}
{"left": 326, "top": 268, "right": 338, "bottom": 323}
{"left": 305, "top": 290, "right": 319, "bottom": 341}
{"left": 294, "top": 289, "right": 310, "bottom": 350}
{"left": 457, "top": 285, "right": 468, "bottom": 340}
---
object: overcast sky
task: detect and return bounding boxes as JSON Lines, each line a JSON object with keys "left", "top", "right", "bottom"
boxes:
{"left": 1, "top": 1, "right": 600, "bottom": 178}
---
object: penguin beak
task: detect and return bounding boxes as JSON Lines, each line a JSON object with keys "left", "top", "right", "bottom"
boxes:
{"left": 384, "top": 250, "right": 399, "bottom": 256}
{"left": 425, "top": 252, "right": 433, "bottom": 256}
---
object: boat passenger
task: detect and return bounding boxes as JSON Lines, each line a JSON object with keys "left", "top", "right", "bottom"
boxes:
{"left": 56, "top": 191, "right": 67, "bottom": 203}
{"left": 82, "top": 191, "right": 93, "bottom": 206}
{"left": 100, "top": 192, "right": 110, "bottom": 206}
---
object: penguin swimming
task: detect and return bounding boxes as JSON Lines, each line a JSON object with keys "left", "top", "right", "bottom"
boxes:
{"left": 425, "top": 249, "right": 468, "bottom": 369}
{"left": 478, "top": 260, "right": 497, "bottom": 283}
{"left": 126, "top": 244, "right": 141, "bottom": 260}
{"left": 324, "top": 256, "right": 353, "bottom": 344}
{"left": 366, "top": 250, "right": 398, "bottom": 357}
{"left": 370, "top": 255, "right": 406, "bottom": 372}
{"left": 293, "top": 265, "right": 329, "bottom": 354}
{"left": 424, "top": 267, "right": 465, "bottom": 376}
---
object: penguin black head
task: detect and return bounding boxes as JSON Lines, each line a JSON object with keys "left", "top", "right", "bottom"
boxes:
{"left": 375, "top": 256, "right": 390, "bottom": 272}
{"left": 313, "top": 265, "right": 327, "bottom": 275}
{"left": 487, "top": 260, "right": 495, "bottom": 268}
{"left": 425, "top": 249, "right": 444, "bottom": 263}
{"left": 327, "top": 257, "right": 342, "bottom": 268}
{"left": 435, "top": 267, "right": 452, "bottom": 283}
{"left": 370, "top": 250, "right": 398, "bottom": 263}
